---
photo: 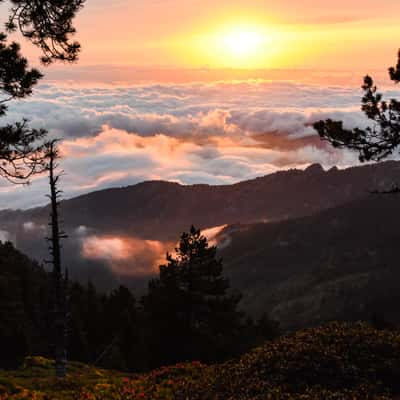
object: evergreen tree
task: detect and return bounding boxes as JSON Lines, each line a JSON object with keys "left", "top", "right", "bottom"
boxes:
{"left": 4, "top": 0, "right": 85, "bottom": 65}
{"left": 0, "top": 238, "right": 278, "bottom": 371}
{"left": 314, "top": 50, "right": 400, "bottom": 163}
{"left": 0, "top": 0, "right": 84, "bottom": 183}
{"left": 100, "top": 286, "right": 141, "bottom": 371}
{"left": 84, "top": 281, "right": 102, "bottom": 362}
{"left": 67, "top": 282, "right": 89, "bottom": 363}
{"left": 143, "top": 226, "right": 243, "bottom": 367}
{"left": 0, "top": 241, "right": 51, "bottom": 368}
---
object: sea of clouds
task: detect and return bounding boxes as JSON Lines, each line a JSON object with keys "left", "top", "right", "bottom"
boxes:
{"left": 1, "top": 79, "right": 398, "bottom": 209}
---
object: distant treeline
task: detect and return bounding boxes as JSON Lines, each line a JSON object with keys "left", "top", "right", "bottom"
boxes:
{"left": 0, "top": 227, "right": 278, "bottom": 371}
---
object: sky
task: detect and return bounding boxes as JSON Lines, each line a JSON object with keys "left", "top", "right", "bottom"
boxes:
{"left": 1, "top": 0, "right": 400, "bottom": 209}
{"left": 59, "top": 0, "right": 400, "bottom": 70}
{"left": 5, "top": 0, "right": 400, "bottom": 72}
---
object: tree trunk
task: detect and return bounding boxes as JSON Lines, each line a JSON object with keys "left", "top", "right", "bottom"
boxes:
{"left": 47, "top": 141, "right": 67, "bottom": 378}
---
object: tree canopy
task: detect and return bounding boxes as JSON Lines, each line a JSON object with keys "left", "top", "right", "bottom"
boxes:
{"left": 4, "top": 0, "right": 85, "bottom": 65}
{"left": 0, "top": 0, "right": 84, "bottom": 183}
{"left": 314, "top": 50, "right": 400, "bottom": 162}
{"left": 143, "top": 226, "right": 246, "bottom": 366}
{"left": 0, "top": 233, "right": 278, "bottom": 372}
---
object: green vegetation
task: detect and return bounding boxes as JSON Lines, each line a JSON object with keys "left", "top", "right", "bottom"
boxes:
{"left": 142, "top": 226, "right": 248, "bottom": 367}
{"left": 0, "top": 322, "right": 399, "bottom": 399}
{"left": 314, "top": 50, "right": 400, "bottom": 163}
{"left": 220, "top": 194, "right": 400, "bottom": 330}
{"left": 0, "top": 0, "right": 84, "bottom": 182}
{"left": 0, "top": 228, "right": 277, "bottom": 373}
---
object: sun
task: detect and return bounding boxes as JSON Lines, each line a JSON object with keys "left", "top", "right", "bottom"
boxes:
{"left": 223, "top": 30, "right": 265, "bottom": 56}
{"left": 214, "top": 25, "right": 273, "bottom": 67}
{"left": 179, "top": 22, "right": 279, "bottom": 68}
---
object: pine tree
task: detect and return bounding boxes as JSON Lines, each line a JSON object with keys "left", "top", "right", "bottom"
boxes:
{"left": 0, "top": 0, "right": 84, "bottom": 183}
{"left": 143, "top": 226, "right": 243, "bottom": 366}
{"left": 101, "top": 286, "right": 139, "bottom": 371}
{"left": 314, "top": 49, "right": 400, "bottom": 164}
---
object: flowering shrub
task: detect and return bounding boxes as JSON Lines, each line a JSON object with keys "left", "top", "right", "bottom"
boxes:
{"left": 75, "top": 362, "right": 210, "bottom": 400}
{"left": 213, "top": 322, "right": 400, "bottom": 398}
{"left": 0, "top": 323, "right": 399, "bottom": 399}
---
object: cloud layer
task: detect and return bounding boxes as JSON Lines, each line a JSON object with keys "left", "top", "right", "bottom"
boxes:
{"left": 79, "top": 225, "right": 230, "bottom": 278}
{"left": 81, "top": 235, "right": 167, "bottom": 277}
{"left": 2, "top": 79, "right": 396, "bottom": 209}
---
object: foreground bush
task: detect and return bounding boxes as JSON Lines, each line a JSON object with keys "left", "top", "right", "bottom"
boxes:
{"left": 207, "top": 321, "right": 400, "bottom": 399}
{"left": 0, "top": 322, "right": 399, "bottom": 399}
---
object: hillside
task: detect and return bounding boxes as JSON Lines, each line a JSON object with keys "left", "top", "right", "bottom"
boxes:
{"left": 219, "top": 193, "right": 400, "bottom": 329}
{"left": 1, "top": 161, "right": 400, "bottom": 327}
{"left": 1, "top": 161, "right": 400, "bottom": 292}
{"left": 1, "top": 322, "right": 399, "bottom": 399}
{"left": 0, "top": 242, "right": 51, "bottom": 368}
{"left": 2, "top": 161, "right": 400, "bottom": 241}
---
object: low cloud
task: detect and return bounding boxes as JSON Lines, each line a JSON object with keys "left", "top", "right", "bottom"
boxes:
{"left": 81, "top": 235, "right": 168, "bottom": 277}
{"left": 23, "top": 222, "right": 36, "bottom": 232}
{"left": 0, "top": 230, "right": 10, "bottom": 243}
{"left": 75, "top": 225, "right": 90, "bottom": 236}
{"left": 2, "top": 79, "right": 395, "bottom": 209}
{"left": 79, "top": 225, "right": 233, "bottom": 277}
{"left": 201, "top": 224, "right": 228, "bottom": 247}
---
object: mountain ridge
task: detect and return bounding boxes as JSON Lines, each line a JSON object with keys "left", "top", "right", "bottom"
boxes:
{"left": 2, "top": 160, "right": 400, "bottom": 242}
{"left": 218, "top": 192, "right": 400, "bottom": 329}
{"left": 1, "top": 160, "right": 400, "bottom": 328}
{"left": 3, "top": 160, "right": 399, "bottom": 213}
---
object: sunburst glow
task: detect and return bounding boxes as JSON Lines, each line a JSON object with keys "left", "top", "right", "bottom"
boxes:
{"left": 223, "top": 30, "right": 265, "bottom": 56}
{"left": 184, "top": 22, "right": 282, "bottom": 68}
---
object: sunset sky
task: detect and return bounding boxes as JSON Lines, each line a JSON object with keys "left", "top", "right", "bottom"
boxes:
{"left": 56, "top": 0, "right": 400, "bottom": 70}
{"left": 2, "top": 0, "right": 398, "bottom": 73}
{"left": 2, "top": 0, "right": 400, "bottom": 209}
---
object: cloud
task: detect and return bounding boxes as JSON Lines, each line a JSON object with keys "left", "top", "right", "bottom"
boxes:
{"left": 0, "top": 230, "right": 10, "bottom": 243}
{"left": 81, "top": 235, "right": 168, "bottom": 277}
{"left": 4, "top": 80, "right": 364, "bottom": 140}
{"left": 23, "top": 222, "right": 37, "bottom": 232}
{"left": 79, "top": 224, "right": 233, "bottom": 278}
{"left": 201, "top": 224, "right": 228, "bottom": 247}
{"left": 75, "top": 225, "right": 90, "bottom": 236}
{"left": 2, "top": 79, "right": 397, "bottom": 209}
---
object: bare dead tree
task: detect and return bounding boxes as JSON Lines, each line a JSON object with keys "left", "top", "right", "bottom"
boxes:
{"left": 45, "top": 140, "right": 68, "bottom": 378}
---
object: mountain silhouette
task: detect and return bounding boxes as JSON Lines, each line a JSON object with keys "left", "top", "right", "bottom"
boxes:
{"left": 1, "top": 160, "right": 400, "bottom": 328}
{"left": 2, "top": 160, "right": 400, "bottom": 241}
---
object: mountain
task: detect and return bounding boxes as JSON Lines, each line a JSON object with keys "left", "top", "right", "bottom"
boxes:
{"left": 218, "top": 193, "right": 400, "bottom": 330}
{"left": 2, "top": 161, "right": 400, "bottom": 241}
{"left": 1, "top": 161, "right": 400, "bottom": 325}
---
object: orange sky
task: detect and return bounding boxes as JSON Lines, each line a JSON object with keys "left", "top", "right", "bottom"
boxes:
{"left": 2, "top": 0, "right": 400, "bottom": 73}
{"left": 65, "top": 0, "right": 400, "bottom": 71}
